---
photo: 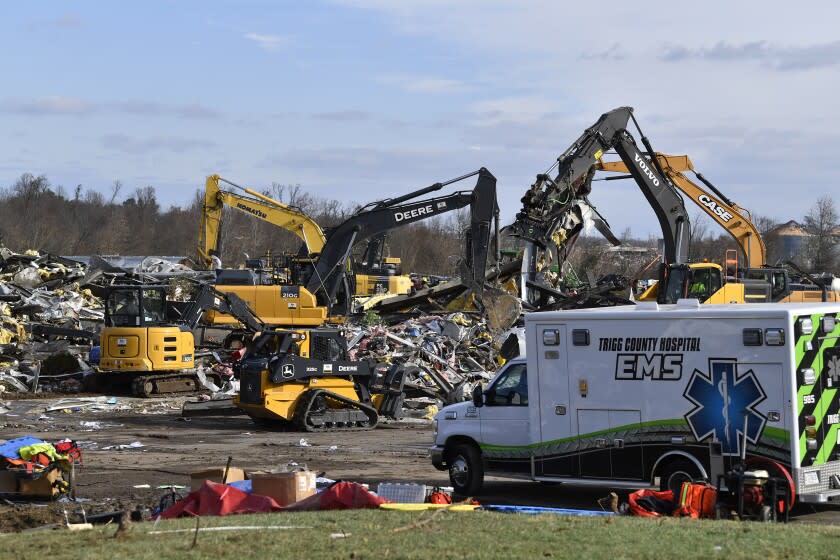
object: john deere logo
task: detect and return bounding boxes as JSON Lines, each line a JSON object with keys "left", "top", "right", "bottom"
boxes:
{"left": 281, "top": 364, "right": 295, "bottom": 379}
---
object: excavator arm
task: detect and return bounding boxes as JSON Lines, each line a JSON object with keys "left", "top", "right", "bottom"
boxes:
{"left": 178, "top": 283, "right": 266, "bottom": 333}
{"left": 305, "top": 168, "right": 499, "bottom": 314}
{"left": 511, "top": 106, "right": 690, "bottom": 265}
{"left": 511, "top": 107, "right": 633, "bottom": 249}
{"left": 609, "top": 133, "right": 690, "bottom": 264}
{"left": 598, "top": 154, "right": 766, "bottom": 268}
{"left": 197, "top": 175, "right": 327, "bottom": 269}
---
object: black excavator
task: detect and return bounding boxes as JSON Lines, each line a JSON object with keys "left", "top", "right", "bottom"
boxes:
{"left": 303, "top": 167, "right": 499, "bottom": 316}
{"left": 509, "top": 106, "right": 691, "bottom": 309}
{"left": 234, "top": 169, "right": 500, "bottom": 430}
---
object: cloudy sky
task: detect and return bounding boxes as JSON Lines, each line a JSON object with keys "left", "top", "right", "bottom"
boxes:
{"left": 2, "top": 1, "right": 838, "bottom": 237}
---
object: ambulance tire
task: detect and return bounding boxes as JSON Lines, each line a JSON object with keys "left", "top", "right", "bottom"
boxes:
{"left": 658, "top": 458, "right": 702, "bottom": 497}
{"left": 447, "top": 443, "right": 483, "bottom": 496}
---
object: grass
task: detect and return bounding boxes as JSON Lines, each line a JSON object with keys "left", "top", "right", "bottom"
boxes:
{"left": 3, "top": 509, "right": 840, "bottom": 560}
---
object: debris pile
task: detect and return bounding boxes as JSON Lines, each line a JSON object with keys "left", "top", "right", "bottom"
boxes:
{"left": 0, "top": 248, "right": 102, "bottom": 394}
{"left": 349, "top": 312, "right": 511, "bottom": 404}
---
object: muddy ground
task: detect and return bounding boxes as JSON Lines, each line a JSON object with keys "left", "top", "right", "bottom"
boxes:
{"left": 2, "top": 394, "right": 840, "bottom": 532}
{"left": 0, "top": 394, "right": 450, "bottom": 532}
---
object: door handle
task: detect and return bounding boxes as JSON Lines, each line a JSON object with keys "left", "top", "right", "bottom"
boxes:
{"left": 613, "top": 439, "right": 625, "bottom": 449}
{"left": 554, "top": 405, "right": 566, "bottom": 415}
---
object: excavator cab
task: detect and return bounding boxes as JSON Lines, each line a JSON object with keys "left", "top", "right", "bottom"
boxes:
{"left": 657, "top": 263, "right": 783, "bottom": 305}
{"left": 658, "top": 264, "right": 723, "bottom": 304}
{"left": 104, "top": 286, "right": 170, "bottom": 327}
{"left": 98, "top": 285, "right": 198, "bottom": 396}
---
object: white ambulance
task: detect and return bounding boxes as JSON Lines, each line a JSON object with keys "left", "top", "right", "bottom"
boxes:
{"left": 431, "top": 301, "right": 840, "bottom": 504}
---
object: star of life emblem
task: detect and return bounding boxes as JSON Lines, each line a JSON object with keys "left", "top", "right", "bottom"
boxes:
{"left": 683, "top": 359, "right": 767, "bottom": 456}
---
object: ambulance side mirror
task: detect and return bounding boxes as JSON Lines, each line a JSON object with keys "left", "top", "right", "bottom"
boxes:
{"left": 472, "top": 386, "right": 485, "bottom": 408}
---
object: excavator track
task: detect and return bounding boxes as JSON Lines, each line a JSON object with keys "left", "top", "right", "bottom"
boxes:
{"left": 291, "top": 388, "right": 378, "bottom": 432}
{"left": 128, "top": 372, "right": 216, "bottom": 398}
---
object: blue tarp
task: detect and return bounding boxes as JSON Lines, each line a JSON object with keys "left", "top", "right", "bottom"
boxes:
{"left": 0, "top": 436, "right": 45, "bottom": 459}
{"left": 481, "top": 505, "right": 613, "bottom": 516}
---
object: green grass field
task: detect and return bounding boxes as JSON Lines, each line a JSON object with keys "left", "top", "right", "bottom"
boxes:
{"left": 3, "top": 509, "right": 840, "bottom": 560}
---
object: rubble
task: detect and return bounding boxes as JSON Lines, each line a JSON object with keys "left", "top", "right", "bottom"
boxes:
{"left": 347, "top": 311, "right": 512, "bottom": 404}
{"left": 0, "top": 247, "right": 104, "bottom": 394}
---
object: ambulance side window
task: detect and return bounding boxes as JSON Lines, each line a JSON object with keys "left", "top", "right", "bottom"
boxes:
{"left": 485, "top": 364, "right": 528, "bottom": 406}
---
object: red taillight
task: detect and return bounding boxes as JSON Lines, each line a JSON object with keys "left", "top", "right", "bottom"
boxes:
{"left": 806, "top": 415, "right": 816, "bottom": 426}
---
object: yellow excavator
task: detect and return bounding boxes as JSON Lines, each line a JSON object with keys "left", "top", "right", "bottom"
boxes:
{"left": 597, "top": 153, "right": 837, "bottom": 304}
{"left": 198, "top": 175, "right": 325, "bottom": 269}
{"left": 96, "top": 283, "right": 265, "bottom": 396}
{"left": 198, "top": 175, "right": 413, "bottom": 305}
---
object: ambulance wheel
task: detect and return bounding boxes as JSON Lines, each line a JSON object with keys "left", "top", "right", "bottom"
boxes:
{"left": 447, "top": 443, "right": 483, "bottom": 496}
{"left": 658, "top": 458, "right": 701, "bottom": 497}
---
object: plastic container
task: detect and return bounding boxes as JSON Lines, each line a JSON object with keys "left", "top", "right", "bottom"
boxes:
{"left": 377, "top": 483, "right": 427, "bottom": 503}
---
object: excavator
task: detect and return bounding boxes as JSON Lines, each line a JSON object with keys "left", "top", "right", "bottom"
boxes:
{"left": 200, "top": 171, "right": 496, "bottom": 331}
{"left": 596, "top": 153, "right": 838, "bottom": 304}
{"left": 508, "top": 106, "right": 694, "bottom": 308}
{"left": 197, "top": 175, "right": 413, "bottom": 299}
{"left": 96, "top": 282, "right": 265, "bottom": 397}
{"left": 234, "top": 168, "right": 500, "bottom": 430}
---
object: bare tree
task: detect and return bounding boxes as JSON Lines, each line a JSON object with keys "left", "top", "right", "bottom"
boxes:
{"left": 803, "top": 196, "right": 838, "bottom": 272}
{"left": 109, "top": 180, "right": 123, "bottom": 204}
{"left": 13, "top": 173, "right": 50, "bottom": 198}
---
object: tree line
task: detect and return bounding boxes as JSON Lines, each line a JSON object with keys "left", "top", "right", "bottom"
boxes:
{"left": 0, "top": 173, "right": 836, "bottom": 279}
{"left": 0, "top": 174, "right": 469, "bottom": 276}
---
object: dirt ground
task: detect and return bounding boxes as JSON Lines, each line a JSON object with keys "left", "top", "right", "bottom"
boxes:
{"left": 0, "top": 394, "right": 445, "bottom": 532}
{"left": 3, "top": 394, "right": 840, "bottom": 532}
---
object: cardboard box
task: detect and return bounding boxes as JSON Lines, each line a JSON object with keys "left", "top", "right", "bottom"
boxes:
{"left": 190, "top": 466, "right": 247, "bottom": 491}
{"left": 19, "top": 468, "right": 62, "bottom": 497}
{"left": 0, "top": 470, "right": 18, "bottom": 494}
{"left": 250, "top": 470, "right": 316, "bottom": 506}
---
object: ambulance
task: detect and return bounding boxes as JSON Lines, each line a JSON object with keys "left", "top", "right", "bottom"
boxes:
{"left": 430, "top": 301, "right": 840, "bottom": 504}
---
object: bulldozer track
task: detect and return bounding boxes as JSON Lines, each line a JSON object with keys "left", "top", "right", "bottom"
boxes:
{"left": 291, "top": 388, "right": 378, "bottom": 432}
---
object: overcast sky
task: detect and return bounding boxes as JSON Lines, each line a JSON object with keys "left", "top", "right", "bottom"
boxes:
{"left": 2, "top": 1, "right": 838, "bottom": 238}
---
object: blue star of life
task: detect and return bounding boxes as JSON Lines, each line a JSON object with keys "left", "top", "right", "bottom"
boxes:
{"left": 683, "top": 359, "right": 767, "bottom": 456}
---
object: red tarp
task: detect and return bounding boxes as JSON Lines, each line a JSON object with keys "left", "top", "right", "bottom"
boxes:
{"left": 159, "top": 480, "right": 386, "bottom": 519}
{"left": 286, "top": 481, "right": 387, "bottom": 511}
{"left": 159, "top": 481, "right": 282, "bottom": 519}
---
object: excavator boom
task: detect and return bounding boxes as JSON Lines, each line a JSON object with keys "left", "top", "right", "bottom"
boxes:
{"left": 598, "top": 153, "right": 766, "bottom": 268}
{"left": 197, "top": 175, "right": 327, "bottom": 268}
{"left": 511, "top": 106, "right": 690, "bottom": 265}
{"left": 305, "top": 168, "right": 499, "bottom": 314}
